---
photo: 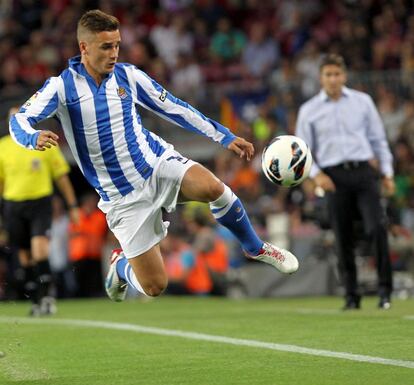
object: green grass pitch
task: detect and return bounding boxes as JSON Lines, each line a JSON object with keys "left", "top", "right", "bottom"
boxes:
{"left": 1, "top": 296, "right": 414, "bottom": 385}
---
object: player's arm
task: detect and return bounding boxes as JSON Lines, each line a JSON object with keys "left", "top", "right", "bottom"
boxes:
{"left": 54, "top": 174, "right": 79, "bottom": 224}
{"left": 49, "top": 146, "right": 79, "bottom": 223}
{"left": 0, "top": 154, "right": 4, "bottom": 199}
{"left": 0, "top": 158, "right": 3, "bottom": 197}
{"left": 130, "top": 67, "right": 240, "bottom": 147}
{"left": 131, "top": 67, "right": 254, "bottom": 160}
{"left": 9, "top": 77, "right": 60, "bottom": 151}
{"left": 0, "top": 180, "right": 3, "bottom": 228}
{"left": 365, "top": 95, "right": 395, "bottom": 196}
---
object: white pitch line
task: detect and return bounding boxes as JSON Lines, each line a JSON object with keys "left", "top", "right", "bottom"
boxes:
{"left": 404, "top": 316, "right": 414, "bottom": 320}
{"left": 1, "top": 317, "right": 414, "bottom": 370}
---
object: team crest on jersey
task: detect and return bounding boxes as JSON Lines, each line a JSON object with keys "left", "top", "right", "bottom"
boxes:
{"left": 23, "top": 92, "right": 39, "bottom": 108}
{"left": 159, "top": 89, "right": 167, "bottom": 102}
{"left": 117, "top": 87, "right": 127, "bottom": 99}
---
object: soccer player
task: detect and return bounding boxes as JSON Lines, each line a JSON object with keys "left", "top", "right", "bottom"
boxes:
{"left": 9, "top": 10, "right": 298, "bottom": 301}
{"left": 1, "top": 107, "right": 79, "bottom": 315}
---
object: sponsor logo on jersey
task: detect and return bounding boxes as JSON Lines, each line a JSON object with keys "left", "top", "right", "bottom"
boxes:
{"left": 159, "top": 89, "right": 167, "bottom": 102}
{"left": 23, "top": 92, "right": 39, "bottom": 108}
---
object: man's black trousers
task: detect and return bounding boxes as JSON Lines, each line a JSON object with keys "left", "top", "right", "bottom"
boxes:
{"left": 323, "top": 162, "right": 392, "bottom": 299}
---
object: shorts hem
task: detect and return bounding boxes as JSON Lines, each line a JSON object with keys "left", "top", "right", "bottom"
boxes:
{"left": 123, "top": 232, "right": 167, "bottom": 259}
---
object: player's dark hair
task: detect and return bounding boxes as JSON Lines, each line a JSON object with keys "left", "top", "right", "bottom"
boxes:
{"left": 319, "top": 54, "right": 347, "bottom": 72}
{"left": 77, "top": 9, "right": 119, "bottom": 40}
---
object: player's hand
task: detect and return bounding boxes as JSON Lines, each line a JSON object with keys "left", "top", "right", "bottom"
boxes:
{"left": 313, "top": 172, "right": 336, "bottom": 192}
{"left": 382, "top": 176, "right": 395, "bottom": 197}
{"left": 228, "top": 137, "right": 254, "bottom": 161}
{"left": 36, "top": 130, "right": 59, "bottom": 151}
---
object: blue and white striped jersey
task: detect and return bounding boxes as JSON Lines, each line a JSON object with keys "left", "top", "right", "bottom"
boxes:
{"left": 10, "top": 56, "right": 236, "bottom": 201}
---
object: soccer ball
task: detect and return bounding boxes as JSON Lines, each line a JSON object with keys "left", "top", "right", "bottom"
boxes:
{"left": 261, "top": 135, "right": 312, "bottom": 187}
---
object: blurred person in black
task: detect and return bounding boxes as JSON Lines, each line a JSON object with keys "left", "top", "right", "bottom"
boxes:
{"left": 296, "top": 54, "right": 395, "bottom": 310}
{"left": 0, "top": 107, "right": 79, "bottom": 315}
{"left": 0, "top": 225, "right": 13, "bottom": 300}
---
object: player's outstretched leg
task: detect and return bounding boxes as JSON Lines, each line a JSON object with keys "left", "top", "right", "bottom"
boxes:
{"left": 209, "top": 185, "right": 299, "bottom": 274}
{"left": 244, "top": 242, "right": 299, "bottom": 274}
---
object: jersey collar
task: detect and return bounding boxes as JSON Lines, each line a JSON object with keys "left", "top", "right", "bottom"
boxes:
{"left": 68, "top": 55, "right": 113, "bottom": 82}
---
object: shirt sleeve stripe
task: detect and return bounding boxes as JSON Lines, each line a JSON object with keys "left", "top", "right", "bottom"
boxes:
{"left": 133, "top": 67, "right": 235, "bottom": 147}
{"left": 9, "top": 78, "right": 59, "bottom": 149}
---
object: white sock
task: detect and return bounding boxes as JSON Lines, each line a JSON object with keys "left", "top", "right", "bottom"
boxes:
{"left": 123, "top": 263, "right": 148, "bottom": 296}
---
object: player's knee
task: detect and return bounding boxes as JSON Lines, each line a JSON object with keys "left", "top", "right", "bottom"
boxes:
{"left": 143, "top": 276, "right": 168, "bottom": 297}
{"left": 145, "top": 285, "right": 166, "bottom": 297}
{"left": 207, "top": 180, "right": 225, "bottom": 202}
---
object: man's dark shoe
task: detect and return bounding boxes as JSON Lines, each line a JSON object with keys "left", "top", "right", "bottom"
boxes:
{"left": 378, "top": 296, "right": 391, "bottom": 310}
{"left": 342, "top": 296, "right": 361, "bottom": 310}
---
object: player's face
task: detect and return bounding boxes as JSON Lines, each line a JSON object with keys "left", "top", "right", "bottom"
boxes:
{"left": 320, "top": 64, "right": 346, "bottom": 99}
{"left": 80, "top": 30, "right": 121, "bottom": 80}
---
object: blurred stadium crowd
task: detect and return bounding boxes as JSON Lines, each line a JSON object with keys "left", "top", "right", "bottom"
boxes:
{"left": 1, "top": 0, "right": 414, "bottom": 299}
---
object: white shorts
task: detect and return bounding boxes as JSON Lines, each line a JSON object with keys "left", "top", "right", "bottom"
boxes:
{"left": 98, "top": 149, "right": 197, "bottom": 259}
